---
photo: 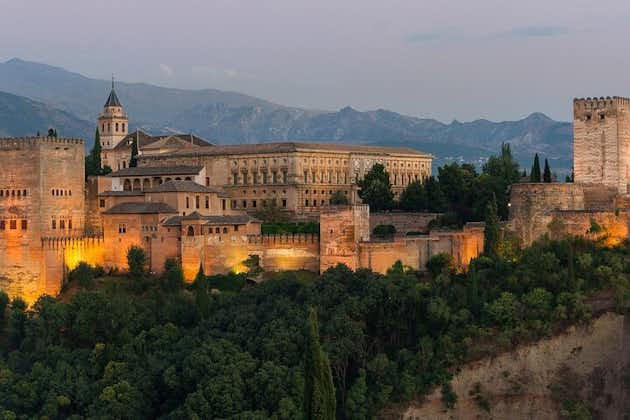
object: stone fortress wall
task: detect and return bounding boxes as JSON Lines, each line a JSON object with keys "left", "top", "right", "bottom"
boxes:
{"left": 0, "top": 137, "right": 86, "bottom": 302}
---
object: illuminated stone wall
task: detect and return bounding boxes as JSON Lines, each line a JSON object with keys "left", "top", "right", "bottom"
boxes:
{"left": 0, "top": 137, "right": 85, "bottom": 302}
{"left": 369, "top": 212, "right": 440, "bottom": 235}
{"left": 358, "top": 223, "right": 484, "bottom": 273}
{"left": 547, "top": 210, "right": 629, "bottom": 246}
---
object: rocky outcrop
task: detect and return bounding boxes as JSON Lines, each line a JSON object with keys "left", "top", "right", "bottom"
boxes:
{"left": 399, "top": 312, "right": 630, "bottom": 419}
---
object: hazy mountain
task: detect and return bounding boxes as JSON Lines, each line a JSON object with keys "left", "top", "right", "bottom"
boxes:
{"left": 0, "top": 91, "right": 92, "bottom": 139}
{"left": 0, "top": 58, "right": 573, "bottom": 173}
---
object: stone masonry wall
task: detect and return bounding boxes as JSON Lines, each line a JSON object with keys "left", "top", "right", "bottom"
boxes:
{"left": 508, "top": 183, "right": 585, "bottom": 246}
{"left": 370, "top": 212, "right": 440, "bottom": 235}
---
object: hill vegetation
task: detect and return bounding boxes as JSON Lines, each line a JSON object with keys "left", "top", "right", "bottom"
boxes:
{"left": 0, "top": 232, "right": 628, "bottom": 418}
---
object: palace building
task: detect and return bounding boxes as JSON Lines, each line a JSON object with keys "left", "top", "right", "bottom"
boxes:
{"left": 0, "top": 84, "right": 485, "bottom": 304}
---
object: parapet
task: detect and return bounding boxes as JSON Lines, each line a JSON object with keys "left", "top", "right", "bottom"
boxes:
{"left": 0, "top": 136, "right": 84, "bottom": 150}
{"left": 247, "top": 233, "right": 319, "bottom": 245}
{"left": 573, "top": 96, "right": 630, "bottom": 121}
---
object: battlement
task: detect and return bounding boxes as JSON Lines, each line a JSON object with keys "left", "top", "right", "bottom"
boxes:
{"left": 247, "top": 233, "right": 319, "bottom": 245}
{"left": 0, "top": 136, "right": 84, "bottom": 150}
{"left": 41, "top": 234, "right": 104, "bottom": 250}
{"left": 573, "top": 96, "right": 630, "bottom": 120}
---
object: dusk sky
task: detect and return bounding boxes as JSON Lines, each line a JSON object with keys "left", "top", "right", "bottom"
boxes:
{"left": 2, "top": 0, "right": 630, "bottom": 122}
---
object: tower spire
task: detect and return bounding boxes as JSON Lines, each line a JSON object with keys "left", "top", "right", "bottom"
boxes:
{"left": 112, "top": 74, "right": 115, "bottom": 90}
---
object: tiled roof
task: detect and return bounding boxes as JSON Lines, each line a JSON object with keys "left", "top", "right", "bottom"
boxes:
{"left": 103, "top": 202, "right": 177, "bottom": 214}
{"left": 112, "top": 130, "right": 211, "bottom": 151}
{"left": 104, "top": 88, "right": 122, "bottom": 107}
{"left": 108, "top": 165, "right": 203, "bottom": 177}
{"left": 146, "top": 180, "right": 226, "bottom": 194}
{"left": 166, "top": 141, "right": 431, "bottom": 158}
{"left": 162, "top": 214, "right": 260, "bottom": 226}
{"left": 98, "top": 190, "right": 145, "bottom": 197}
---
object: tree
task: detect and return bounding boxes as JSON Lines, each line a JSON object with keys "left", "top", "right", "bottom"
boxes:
{"left": 530, "top": 153, "right": 541, "bottom": 182}
{"left": 484, "top": 193, "right": 501, "bottom": 258}
{"left": 69, "top": 262, "right": 95, "bottom": 288}
{"left": 47, "top": 128, "right": 57, "bottom": 138}
{"left": 163, "top": 258, "right": 184, "bottom": 292}
{"left": 483, "top": 143, "right": 520, "bottom": 185}
{"left": 129, "top": 136, "right": 139, "bottom": 168}
{"left": 543, "top": 158, "right": 552, "bottom": 183}
{"left": 304, "top": 308, "right": 336, "bottom": 420}
{"left": 0, "top": 290, "right": 9, "bottom": 320}
{"left": 194, "top": 264, "right": 211, "bottom": 318}
{"left": 86, "top": 128, "right": 103, "bottom": 177}
{"left": 399, "top": 180, "right": 427, "bottom": 211}
{"left": 357, "top": 163, "right": 394, "bottom": 212}
{"left": 329, "top": 190, "right": 349, "bottom": 205}
{"left": 126, "top": 246, "right": 147, "bottom": 277}
{"left": 424, "top": 176, "right": 447, "bottom": 212}
{"left": 255, "top": 199, "right": 288, "bottom": 224}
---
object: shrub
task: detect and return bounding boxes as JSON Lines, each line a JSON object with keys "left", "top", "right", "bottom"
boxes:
{"left": 0, "top": 290, "right": 9, "bottom": 320}
{"left": 127, "top": 246, "right": 147, "bottom": 277}
{"left": 426, "top": 253, "right": 454, "bottom": 277}
{"left": 372, "top": 224, "right": 396, "bottom": 237}
{"left": 262, "top": 222, "right": 319, "bottom": 235}
{"left": 68, "top": 262, "right": 95, "bottom": 287}
{"left": 441, "top": 381, "right": 457, "bottom": 409}
{"left": 162, "top": 258, "right": 184, "bottom": 292}
{"left": 330, "top": 190, "right": 350, "bottom": 205}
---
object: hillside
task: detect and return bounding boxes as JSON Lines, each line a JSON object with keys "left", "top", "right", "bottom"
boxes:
{"left": 0, "top": 58, "right": 573, "bottom": 172}
{"left": 0, "top": 91, "right": 92, "bottom": 139}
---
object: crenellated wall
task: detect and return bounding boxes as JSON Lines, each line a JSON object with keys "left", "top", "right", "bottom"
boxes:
{"left": 370, "top": 212, "right": 441, "bottom": 235}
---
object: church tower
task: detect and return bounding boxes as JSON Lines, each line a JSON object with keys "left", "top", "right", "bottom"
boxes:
{"left": 97, "top": 78, "right": 128, "bottom": 150}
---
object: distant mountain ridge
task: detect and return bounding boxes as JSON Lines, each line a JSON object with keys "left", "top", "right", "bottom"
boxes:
{"left": 0, "top": 58, "right": 573, "bottom": 172}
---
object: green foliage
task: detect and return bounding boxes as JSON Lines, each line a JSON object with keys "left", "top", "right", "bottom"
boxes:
{"left": 129, "top": 135, "right": 139, "bottom": 167}
{"left": 484, "top": 193, "right": 501, "bottom": 257}
{"left": 543, "top": 158, "right": 552, "bottom": 182}
{"left": 68, "top": 261, "right": 95, "bottom": 287}
{"left": 0, "top": 290, "right": 9, "bottom": 320}
{"left": 85, "top": 128, "right": 104, "bottom": 177}
{"left": 255, "top": 199, "right": 288, "bottom": 224}
{"left": 0, "top": 237, "right": 622, "bottom": 419}
{"left": 426, "top": 253, "right": 453, "bottom": 277}
{"left": 357, "top": 163, "right": 394, "bottom": 212}
{"left": 304, "top": 308, "right": 336, "bottom": 420}
{"left": 530, "top": 153, "right": 541, "bottom": 182}
{"left": 330, "top": 190, "right": 350, "bottom": 205}
{"left": 126, "top": 246, "right": 147, "bottom": 277}
{"left": 441, "top": 381, "right": 457, "bottom": 409}
{"left": 262, "top": 222, "right": 319, "bottom": 235}
{"left": 372, "top": 224, "right": 396, "bottom": 237}
{"left": 399, "top": 180, "right": 427, "bottom": 211}
{"left": 243, "top": 255, "right": 263, "bottom": 276}
{"left": 162, "top": 258, "right": 184, "bottom": 292}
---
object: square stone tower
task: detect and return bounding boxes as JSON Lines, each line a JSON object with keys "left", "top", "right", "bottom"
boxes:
{"left": 573, "top": 96, "right": 630, "bottom": 194}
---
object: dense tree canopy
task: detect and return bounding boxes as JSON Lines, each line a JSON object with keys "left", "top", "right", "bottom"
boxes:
{"left": 357, "top": 163, "right": 394, "bottom": 212}
{"left": 1, "top": 233, "right": 628, "bottom": 418}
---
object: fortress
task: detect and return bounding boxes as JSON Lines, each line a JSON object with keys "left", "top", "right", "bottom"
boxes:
{"left": 0, "top": 84, "right": 482, "bottom": 302}
{"left": 509, "top": 96, "right": 630, "bottom": 246}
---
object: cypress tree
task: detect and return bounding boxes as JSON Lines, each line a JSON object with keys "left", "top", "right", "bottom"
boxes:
{"left": 304, "top": 307, "right": 336, "bottom": 420}
{"left": 194, "top": 264, "right": 211, "bottom": 318}
{"left": 92, "top": 128, "right": 102, "bottom": 172}
{"left": 483, "top": 193, "right": 501, "bottom": 258}
{"left": 130, "top": 136, "right": 139, "bottom": 167}
{"left": 530, "top": 153, "right": 541, "bottom": 182}
{"left": 543, "top": 158, "right": 552, "bottom": 182}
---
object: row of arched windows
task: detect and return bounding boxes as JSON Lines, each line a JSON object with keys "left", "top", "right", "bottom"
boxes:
{"left": 101, "top": 122, "right": 126, "bottom": 134}
{"left": 0, "top": 189, "right": 27, "bottom": 198}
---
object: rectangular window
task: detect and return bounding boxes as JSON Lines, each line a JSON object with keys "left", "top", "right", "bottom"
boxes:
{"left": 0, "top": 220, "right": 5, "bottom": 230}
{"left": 242, "top": 200, "right": 247, "bottom": 208}
{"left": 68, "top": 219, "right": 72, "bottom": 230}
{"left": 186, "top": 197, "right": 190, "bottom": 208}
{"left": 51, "top": 219, "right": 56, "bottom": 229}
{"left": 305, "top": 199, "right": 309, "bottom": 207}
{"left": 304, "top": 170, "right": 308, "bottom": 182}
{"left": 21, "top": 220, "right": 27, "bottom": 230}
{"left": 99, "top": 199, "right": 105, "bottom": 208}
{"left": 272, "top": 172, "right": 278, "bottom": 183}
{"left": 118, "top": 224, "right": 127, "bottom": 234}
{"left": 282, "top": 199, "right": 287, "bottom": 208}
{"left": 222, "top": 200, "right": 226, "bottom": 211}
{"left": 253, "top": 173, "right": 258, "bottom": 184}
{"left": 233, "top": 173, "right": 238, "bottom": 185}
{"left": 205, "top": 196, "right": 210, "bottom": 209}
{"left": 252, "top": 200, "right": 257, "bottom": 208}
{"left": 60, "top": 220, "right": 65, "bottom": 229}
{"left": 262, "top": 173, "right": 268, "bottom": 184}
{"left": 232, "top": 200, "right": 237, "bottom": 209}
{"left": 196, "top": 195, "right": 200, "bottom": 209}
{"left": 10, "top": 220, "right": 17, "bottom": 230}
{"left": 282, "top": 170, "right": 287, "bottom": 183}
{"left": 206, "top": 177, "right": 210, "bottom": 186}
{"left": 234, "top": 225, "right": 239, "bottom": 232}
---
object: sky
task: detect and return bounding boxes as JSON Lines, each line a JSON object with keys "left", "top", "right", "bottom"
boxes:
{"left": 2, "top": 0, "right": 630, "bottom": 122}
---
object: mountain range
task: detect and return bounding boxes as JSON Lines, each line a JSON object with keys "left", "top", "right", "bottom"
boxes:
{"left": 0, "top": 58, "right": 573, "bottom": 173}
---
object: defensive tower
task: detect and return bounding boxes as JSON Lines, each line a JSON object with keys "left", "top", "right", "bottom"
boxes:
{"left": 573, "top": 96, "right": 630, "bottom": 194}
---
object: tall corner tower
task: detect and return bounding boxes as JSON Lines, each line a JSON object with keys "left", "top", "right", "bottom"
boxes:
{"left": 573, "top": 96, "right": 630, "bottom": 194}
{"left": 97, "top": 78, "right": 128, "bottom": 150}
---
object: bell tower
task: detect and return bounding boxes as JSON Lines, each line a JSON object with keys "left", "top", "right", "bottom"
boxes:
{"left": 97, "top": 77, "right": 128, "bottom": 150}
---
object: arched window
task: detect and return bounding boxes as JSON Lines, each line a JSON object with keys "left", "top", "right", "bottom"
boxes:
{"left": 115, "top": 123, "right": 119, "bottom": 132}
{"left": 187, "top": 226, "right": 195, "bottom": 236}
{"left": 122, "top": 123, "right": 125, "bottom": 132}
{"left": 143, "top": 179, "right": 151, "bottom": 190}
{"left": 132, "top": 179, "right": 141, "bottom": 190}
{"left": 123, "top": 179, "right": 132, "bottom": 191}
{"left": 107, "top": 123, "right": 111, "bottom": 132}
{"left": 102, "top": 124, "right": 105, "bottom": 132}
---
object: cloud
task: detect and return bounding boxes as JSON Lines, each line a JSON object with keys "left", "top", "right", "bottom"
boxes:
{"left": 403, "top": 32, "right": 442, "bottom": 44}
{"left": 159, "top": 63, "right": 173, "bottom": 77}
{"left": 499, "top": 25, "right": 568, "bottom": 38}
